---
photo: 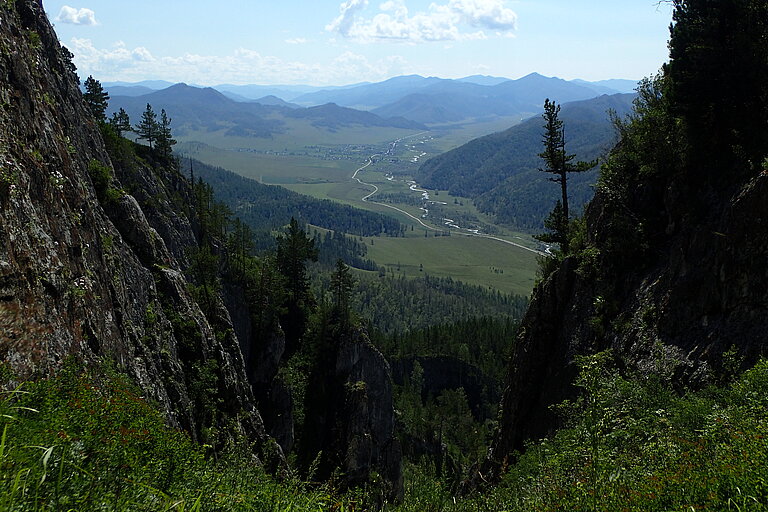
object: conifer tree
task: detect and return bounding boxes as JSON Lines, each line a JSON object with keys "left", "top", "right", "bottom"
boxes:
{"left": 330, "top": 259, "right": 355, "bottom": 328}
{"left": 108, "top": 108, "right": 131, "bottom": 136}
{"left": 275, "top": 218, "right": 318, "bottom": 355}
{"left": 135, "top": 103, "right": 158, "bottom": 149}
{"left": 82, "top": 75, "right": 109, "bottom": 122}
{"left": 155, "top": 109, "right": 177, "bottom": 162}
{"left": 536, "top": 99, "right": 596, "bottom": 253}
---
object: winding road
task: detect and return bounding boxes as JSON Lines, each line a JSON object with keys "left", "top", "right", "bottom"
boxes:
{"left": 351, "top": 135, "right": 545, "bottom": 256}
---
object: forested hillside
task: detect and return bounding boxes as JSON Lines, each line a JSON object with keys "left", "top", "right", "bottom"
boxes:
{"left": 477, "top": 0, "right": 768, "bottom": 505}
{"left": 417, "top": 93, "right": 635, "bottom": 230}
{"left": 189, "top": 157, "right": 406, "bottom": 247}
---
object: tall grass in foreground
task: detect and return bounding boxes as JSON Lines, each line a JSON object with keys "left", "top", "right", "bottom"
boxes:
{"left": 397, "top": 355, "right": 768, "bottom": 512}
{"left": 1, "top": 357, "right": 766, "bottom": 511}
{"left": 0, "top": 363, "right": 339, "bottom": 511}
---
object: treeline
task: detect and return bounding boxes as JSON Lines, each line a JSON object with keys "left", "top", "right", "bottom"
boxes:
{"left": 310, "top": 228, "right": 380, "bottom": 272}
{"left": 188, "top": 157, "right": 407, "bottom": 247}
{"left": 373, "top": 315, "right": 520, "bottom": 482}
{"left": 346, "top": 273, "right": 528, "bottom": 335}
{"left": 376, "top": 316, "right": 518, "bottom": 384}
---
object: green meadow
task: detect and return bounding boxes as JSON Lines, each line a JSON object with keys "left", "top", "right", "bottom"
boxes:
{"left": 178, "top": 123, "right": 542, "bottom": 295}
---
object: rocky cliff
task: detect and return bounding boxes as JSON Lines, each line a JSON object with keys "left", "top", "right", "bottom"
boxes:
{"left": 483, "top": 61, "right": 768, "bottom": 486}
{"left": 0, "top": 0, "right": 272, "bottom": 457}
{"left": 300, "top": 326, "right": 403, "bottom": 502}
{"left": 0, "top": 1, "right": 404, "bottom": 492}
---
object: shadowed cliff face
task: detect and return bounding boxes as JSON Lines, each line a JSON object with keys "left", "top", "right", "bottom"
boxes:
{"left": 300, "top": 326, "right": 403, "bottom": 502}
{"left": 479, "top": 2, "right": 768, "bottom": 481}
{"left": 0, "top": 0, "right": 270, "bottom": 453}
{"left": 482, "top": 113, "right": 768, "bottom": 482}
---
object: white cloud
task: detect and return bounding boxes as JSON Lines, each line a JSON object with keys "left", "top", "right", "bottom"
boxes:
{"left": 70, "top": 38, "right": 154, "bottom": 70}
{"left": 55, "top": 6, "right": 98, "bottom": 26}
{"left": 326, "top": 0, "right": 515, "bottom": 43}
{"left": 285, "top": 38, "right": 308, "bottom": 44}
{"left": 326, "top": 0, "right": 370, "bottom": 36}
{"left": 450, "top": 0, "right": 516, "bottom": 30}
{"left": 66, "top": 39, "right": 409, "bottom": 86}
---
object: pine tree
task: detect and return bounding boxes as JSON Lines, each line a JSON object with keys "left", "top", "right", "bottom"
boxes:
{"left": 536, "top": 99, "right": 596, "bottom": 253}
{"left": 330, "top": 259, "right": 355, "bottom": 327}
{"left": 108, "top": 108, "right": 131, "bottom": 136}
{"left": 135, "top": 103, "right": 158, "bottom": 149}
{"left": 82, "top": 75, "right": 109, "bottom": 122}
{"left": 155, "top": 109, "right": 177, "bottom": 162}
{"left": 275, "top": 218, "right": 318, "bottom": 355}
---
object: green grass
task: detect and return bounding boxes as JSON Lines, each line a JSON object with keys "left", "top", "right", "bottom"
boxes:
{"left": 0, "top": 362, "right": 344, "bottom": 511}
{"left": 178, "top": 122, "right": 545, "bottom": 295}
{"left": 3, "top": 351, "right": 766, "bottom": 511}
{"left": 366, "top": 233, "right": 538, "bottom": 296}
{"left": 423, "top": 115, "right": 531, "bottom": 153}
{"left": 177, "top": 142, "right": 359, "bottom": 185}
{"left": 179, "top": 123, "right": 421, "bottom": 151}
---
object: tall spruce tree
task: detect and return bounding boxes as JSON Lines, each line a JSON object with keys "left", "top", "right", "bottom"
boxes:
{"left": 330, "top": 259, "right": 355, "bottom": 328}
{"left": 108, "top": 108, "right": 131, "bottom": 137}
{"left": 135, "top": 103, "right": 158, "bottom": 149}
{"left": 536, "top": 99, "right": 596, "bottom": 253}
{"left": 82, "top": 76, "right": 109, "bottom": 122}
{"left": 275, "top": 218, "right": 318, "bottom": 356}
{"left": 155, "top": 109, "right": 177, "bottom": 163}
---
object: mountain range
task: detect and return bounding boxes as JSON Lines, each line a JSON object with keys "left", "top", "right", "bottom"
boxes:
{"left": 107, "top": 83, "right": 425, "bottom": 138}
{"left": 104, "top": 74, "right": 639, "bottom": 126}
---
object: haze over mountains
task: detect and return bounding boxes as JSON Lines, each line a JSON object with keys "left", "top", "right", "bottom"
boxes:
{"left": 105, "top": 73, "right": 639, "bottom": 127}
{"left": 107, "top": 83, "right": 425, "bottom": 138}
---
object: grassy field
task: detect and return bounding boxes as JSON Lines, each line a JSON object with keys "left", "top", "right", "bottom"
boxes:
{"left": 179, "top": 121, "right": 543, "bottom": 295}
{"left": 423, "top": 114, "right": 531, "bottom": 152}
{"left": 177, "top": 141, "right": 360, "bottom": 184}
{"left": 366, "top": 232, "right": 538, "bottom": 296}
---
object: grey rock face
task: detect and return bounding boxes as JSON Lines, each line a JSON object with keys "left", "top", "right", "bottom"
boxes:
{"left": 0, "top": 0, "right": 269, "bottom": 454}
{"left": 336, "top": 331, "right": 403, "bottom": 502}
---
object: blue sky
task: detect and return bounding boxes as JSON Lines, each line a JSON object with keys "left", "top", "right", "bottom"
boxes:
{"left": 45, "top": 0, "right": 673, "bottom": 86}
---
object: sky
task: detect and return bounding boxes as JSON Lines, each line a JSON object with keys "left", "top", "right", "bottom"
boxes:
{"left": 44, "top": 0, "right": 674, "bottom": 87}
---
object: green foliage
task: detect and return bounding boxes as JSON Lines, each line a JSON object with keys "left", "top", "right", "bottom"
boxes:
{"left": 380, "top": 316, "right": 518, "bottom": 484}
{"left": 4, "top": 359, "right": 766, "bottom": 510}
{"left": 667, "top": 0, "right": 768, "bottom": 175}
{"left": 330, "top": 259, "right": 355, "bottom": 328}
{"left": 312, "top": 228, "right": 380, "bottom": 272}
{"left": 0, "top": 364, "right": 353, "bottom": 510}
{"left": 109, "top": 108, "right": 132, "bottom": 137}
{"left": 377, "top": 316, "right": 518, "bottom": 384}
{"left": 82, "top": 76, "right": 109, "bottom": 122}
{"left": 276, "top": 218, "right": 319, "bottom": 355}
{"left": 417, "top": 94, "right": 635, "bottom": 231}
{"left": 536, "top": 99, "right": 597, "bottom": 253}
{"left": 87, "top": 158, "right": 123, "bottom": 206}
{"left": 26, "top": 30, "right": 41, "bottom": 49}
{"left": 190, "top": 157, "right": 406, "bottom": 246}
{"left": 155, "top": 109, "right": 177, "bottom": 164}
{"left": 135, "top": 103, "right": 158, "bottom": 149}
{"left": 384, "top": 357, "right": 768, "bottom": 511}
{"left": 351, "top": 273, "right": 528, "bottom": 335}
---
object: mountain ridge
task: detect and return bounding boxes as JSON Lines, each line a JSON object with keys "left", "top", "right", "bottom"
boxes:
{"left": 416, "top": 93, "right": 636, "bottom": 230}
{"left": 107, "top": 82, "right": 426, "bottom": 137}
